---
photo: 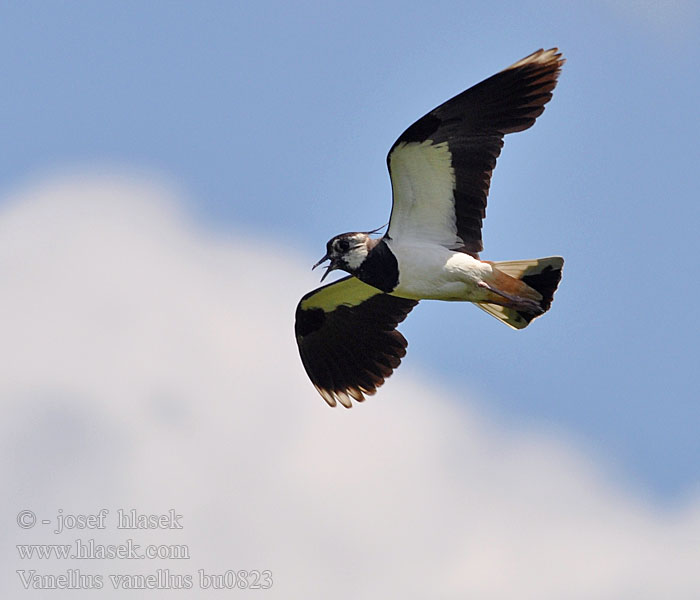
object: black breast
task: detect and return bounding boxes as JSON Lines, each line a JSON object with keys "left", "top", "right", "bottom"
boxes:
{"left": 355, "top": 239, "right": 399, "bottom": 293}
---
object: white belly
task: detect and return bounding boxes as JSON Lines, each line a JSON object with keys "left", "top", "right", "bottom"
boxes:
{"left": 387, "top": 240, "right": 493, "bottom": 301}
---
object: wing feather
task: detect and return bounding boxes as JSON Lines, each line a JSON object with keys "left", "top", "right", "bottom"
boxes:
{"left": 295, "top": 276, "right": 417, "bottom": 407}
{"left": 386, "top": 48, "right": 564, "bottom": 254}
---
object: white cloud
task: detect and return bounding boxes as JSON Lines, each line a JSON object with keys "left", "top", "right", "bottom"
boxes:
{"left": 1, "top": 174, "right": 699, "bottom": 598}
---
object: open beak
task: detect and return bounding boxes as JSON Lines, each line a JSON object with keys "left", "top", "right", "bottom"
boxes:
{"left": 312, "top": 253, "right": 335, "bottom": 282}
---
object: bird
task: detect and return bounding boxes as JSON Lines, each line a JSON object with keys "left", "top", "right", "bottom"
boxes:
{"left": 295, "top": 48, "right": 565, "bottom": 408}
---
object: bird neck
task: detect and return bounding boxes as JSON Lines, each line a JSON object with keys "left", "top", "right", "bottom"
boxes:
{"left": 355, "top": 239, "right": 399, "bottom": 293}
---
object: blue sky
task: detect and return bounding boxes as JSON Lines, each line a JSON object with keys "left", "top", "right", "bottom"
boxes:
{"left": 2, "top": 0, "right": 699, "bottom": 505}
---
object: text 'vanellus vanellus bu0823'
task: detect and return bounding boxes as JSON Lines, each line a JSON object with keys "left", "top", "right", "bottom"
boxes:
{"left": 295, "top": 48, "right": 565, "bottom": 408}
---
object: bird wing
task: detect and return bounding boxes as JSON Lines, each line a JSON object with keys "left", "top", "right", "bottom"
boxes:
{"left": 295, "top": 275, "right": 418, "bottom": 408}
{"left": 386, "top": 48, "right": 564, "bottom": 255}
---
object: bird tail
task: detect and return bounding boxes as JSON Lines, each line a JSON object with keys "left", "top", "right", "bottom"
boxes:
{"left": 476, "top": 257, "right": 564, "bottom": 329}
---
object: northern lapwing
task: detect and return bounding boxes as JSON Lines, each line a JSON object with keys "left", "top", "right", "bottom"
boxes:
{"left": 295, "top": 48, "right": 565, "bottom": 408}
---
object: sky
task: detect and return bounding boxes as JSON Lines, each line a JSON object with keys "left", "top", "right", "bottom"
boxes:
{"left": 2, "top": 1, "right": 699, "bottom": 596}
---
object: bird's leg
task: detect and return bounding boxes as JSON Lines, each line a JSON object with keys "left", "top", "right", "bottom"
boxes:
{"left": 477, "top": 281, "right": 544, "bottom": 314}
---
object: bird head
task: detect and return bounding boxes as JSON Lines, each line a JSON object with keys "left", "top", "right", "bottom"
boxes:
{"left": 312, "top": 232, "right": 371, "bottom": 281}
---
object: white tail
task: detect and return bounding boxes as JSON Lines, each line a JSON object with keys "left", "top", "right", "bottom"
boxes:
{"left": 476, "top": 257, "right": 564, "bottom": 329}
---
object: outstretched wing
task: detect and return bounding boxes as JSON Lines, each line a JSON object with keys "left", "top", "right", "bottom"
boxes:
{"left": 386, "top": 48, "right": 564, "bottom": 255}
{"left": 295, "top": 276, "right": 418, "bottom": 408}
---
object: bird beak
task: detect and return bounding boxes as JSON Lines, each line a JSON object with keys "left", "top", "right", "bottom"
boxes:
{"left": 312, "top": 253, "right": 335, "bottom": 282}
{"left": 312, "top": 253, "right": 329, "bottom": 271}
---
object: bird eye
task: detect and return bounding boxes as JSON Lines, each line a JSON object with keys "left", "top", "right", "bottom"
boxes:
{"left": 335, "top": 239, "right": 350, "bottom": 252}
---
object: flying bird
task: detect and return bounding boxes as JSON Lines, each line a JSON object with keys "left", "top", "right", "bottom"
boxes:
{"left": 295, "top": 48, "right": 565, "bottom": 408}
